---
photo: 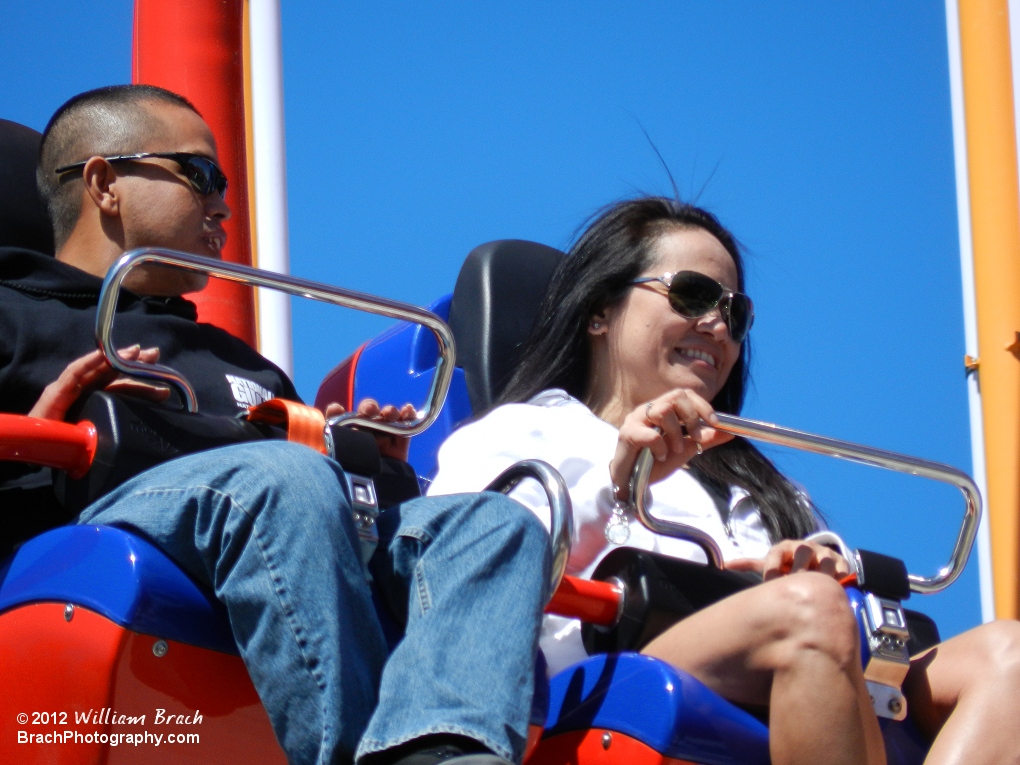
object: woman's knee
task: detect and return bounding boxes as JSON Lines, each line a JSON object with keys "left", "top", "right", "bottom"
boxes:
{"left": 958, "top": 620, "right": 1020, "bottom": 678}
{"left": 766, "top": 573, "right": 859, "bottom": 669}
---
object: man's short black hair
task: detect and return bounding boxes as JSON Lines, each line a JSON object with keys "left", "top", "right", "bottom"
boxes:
{"left": 38, "top": 85, "right": 201, "bottom": 250}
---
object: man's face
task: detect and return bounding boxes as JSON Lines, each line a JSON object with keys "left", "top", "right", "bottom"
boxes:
{"left": 114, "top": 102, "right": 231, "bottom": 296}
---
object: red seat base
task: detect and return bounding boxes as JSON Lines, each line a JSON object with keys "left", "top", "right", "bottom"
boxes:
{"left": 0, "top": 602, "right": 286, "bottom": 764}
{"left": 530, "top": 728, "right": 700, "bottom": 765}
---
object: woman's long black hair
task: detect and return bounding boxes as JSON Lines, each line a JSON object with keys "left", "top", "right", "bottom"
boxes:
{"left": 495, "top": 196, "right": 816, "bottom": 542}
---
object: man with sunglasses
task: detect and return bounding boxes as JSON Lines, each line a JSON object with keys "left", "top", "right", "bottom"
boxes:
{"left": 0, "top": 85, "right": 550, "bottom": 765}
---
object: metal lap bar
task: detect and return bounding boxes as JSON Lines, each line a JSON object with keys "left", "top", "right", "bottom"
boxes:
{"left": 96, "top": 248, "right": 455, "bottom": 438}
{"left": 485, "top": 459, "right": 574, "bottom": 602}
{"left": 629, "top": 413, "right": 982, "bottom": 594}
{"left": 628, "top": 453, "right": 726, "bottom": 569}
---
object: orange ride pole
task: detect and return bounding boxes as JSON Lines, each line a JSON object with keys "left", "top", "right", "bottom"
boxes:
{"left": 132, "top": 0, "right": 258, "bottom": 348}
{"left": 958, "top": 0, "right": 1020, "bottom": 619}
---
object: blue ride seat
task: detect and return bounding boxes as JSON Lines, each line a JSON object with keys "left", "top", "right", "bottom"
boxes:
{"left": 317, "top": 294, "right": 472, "bottom": 482}
{"left": 546, "top": 653, "right": 769, "bottom": 765}
{"left": 0, "top": 524, "right": 237, "bottom": 654}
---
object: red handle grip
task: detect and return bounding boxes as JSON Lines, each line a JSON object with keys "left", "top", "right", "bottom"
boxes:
{"left": 545, "top": 575, "right": 622, "bottom": 626}
{"left": 0, "top": 414, "right": 97, "bottom": 479}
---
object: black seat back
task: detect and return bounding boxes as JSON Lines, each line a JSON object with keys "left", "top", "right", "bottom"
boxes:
{"left": 0, "top": 119, "right": 54, "bottom": 254}
{"left": 0, "top": 121, "right": 60, "bottom": 557}
{"left": 447, "top": 239, "right": 566, "bottom": 412}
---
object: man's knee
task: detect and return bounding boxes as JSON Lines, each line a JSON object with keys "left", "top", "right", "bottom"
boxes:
{"left": 216, "top": 440, "right": 339, "bottom": 480}
{"left": 232, "top": 439, "right": 339, "bottom": 477}
{"left": 464, "top": 492, "right": 550, "bottom": 551}
{"left": 411, "top": 492, "right": 551, "bottom": 571}
{"left": 484, "top": 491, "right": 548, "bottom": 532}
{"left": 231, "top": 441, "right": 351, "bottom": 518}
{"left": 146, "top": 441, "right": 350, "bottom": 527}
{"left": 477, "top": 493, "right": 552, "bottom": 594}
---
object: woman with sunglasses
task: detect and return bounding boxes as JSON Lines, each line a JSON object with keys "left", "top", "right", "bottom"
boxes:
{"left": 428, "top": 197, "right": 1020, "bottom": 765}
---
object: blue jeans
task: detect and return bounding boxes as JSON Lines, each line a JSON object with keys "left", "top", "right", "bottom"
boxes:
{"left": 76, "top": 441, "right": 551, "bottom": 765}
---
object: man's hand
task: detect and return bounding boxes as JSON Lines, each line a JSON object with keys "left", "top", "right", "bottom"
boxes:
{"left": 726, "top": 539, "right": 850, "bottom": 582}
{"left": 29, "top": 346, "right": 170, "bottom": 421}
{"left": 324, "top": 398, "right": 417, "bottom": 461}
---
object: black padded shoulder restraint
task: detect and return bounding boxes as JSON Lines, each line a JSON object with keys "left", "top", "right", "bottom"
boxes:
{"left": 447, "top": 239, "right": 566, "bottom": 412}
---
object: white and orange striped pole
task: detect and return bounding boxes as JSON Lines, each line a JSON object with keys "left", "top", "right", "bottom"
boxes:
{"left": 246, "top": 0, "right": 293, "bottom": 377}
{"left": 946, "top": 0, "right": 1020, "bottom": 620}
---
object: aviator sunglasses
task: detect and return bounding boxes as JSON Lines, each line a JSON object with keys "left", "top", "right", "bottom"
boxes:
{"left": 631, "top": 270, "right": 755, "bottom": 342}
{"left": 56, "top": 152, "right": 229, "bottom": 199}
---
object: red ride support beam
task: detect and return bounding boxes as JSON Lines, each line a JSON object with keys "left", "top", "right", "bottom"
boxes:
{"left": 132, "top": 0, "right": 258, "bottom": 347}
{"left": 0, "top": 415, "right": 96, "bottom": 479}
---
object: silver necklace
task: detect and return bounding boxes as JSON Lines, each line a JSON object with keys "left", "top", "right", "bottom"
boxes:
{"left": 605, "top": 474, "right": 631, "bottom": 544}
{"left": 604, "top": 499, "right": 631, "bottom": 544}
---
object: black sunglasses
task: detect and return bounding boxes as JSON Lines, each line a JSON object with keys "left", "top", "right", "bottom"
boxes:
{"left": 631, "top": 270, "right": 755, "bottom": 342}
{"left": 55, "top": 152, "right": 228, "bottom": 199}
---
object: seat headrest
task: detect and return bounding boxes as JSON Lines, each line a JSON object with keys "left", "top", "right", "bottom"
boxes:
{"left": 0, "top": 119, "right": 54, "bottom": 255}
{"left": 448, "top": 239, "right": 566, "bottom": 412}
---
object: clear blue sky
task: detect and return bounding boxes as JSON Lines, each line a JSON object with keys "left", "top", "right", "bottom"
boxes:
{"left": 2, "top": 2, "right": 980, "bottom": 637}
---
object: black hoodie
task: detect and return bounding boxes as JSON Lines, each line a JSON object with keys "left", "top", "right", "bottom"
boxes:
{"left": 0, "top": 246, "right": 299, "bottom": 553}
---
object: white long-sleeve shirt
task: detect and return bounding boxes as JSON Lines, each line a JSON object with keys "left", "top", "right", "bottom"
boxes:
{"left": 428, "top": 389, "right": 774, "bottom": 674}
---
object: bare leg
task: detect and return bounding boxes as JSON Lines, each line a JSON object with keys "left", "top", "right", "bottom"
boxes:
{"left": 642, "top": 571, "right": 885, "bottom": 765}
{"left": 903, "top": 620, "right": 1020, "bottom": 765}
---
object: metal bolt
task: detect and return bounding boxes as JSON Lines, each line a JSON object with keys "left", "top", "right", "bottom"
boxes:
{"left": 888, "top": 697, "right": 903, "bottom": 715}
{"left": 63, "top": 604, "right": 74, "bottom": 622}
{"left": 152, "top": 640, "right": 169, "bottom": 658}
{"left": 601, "top": 733, "right": 612, "bottom": 750}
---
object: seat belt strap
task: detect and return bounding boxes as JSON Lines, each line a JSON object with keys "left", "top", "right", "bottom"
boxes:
{"left": 247, "top": 399, "right": 328, "bottom": 454}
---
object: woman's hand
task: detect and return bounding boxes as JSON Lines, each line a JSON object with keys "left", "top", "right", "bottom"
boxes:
{"left": 608, "top": 388, "right": 733, "bottom": 500}
{"left": 28, "top": 346, "right": 169, "bottom": 421}
{"left": 324, "top": 398, "right": 417, "bottom": 461}
{"left": 726, "top": 539, "right": 851, "bottom": 582}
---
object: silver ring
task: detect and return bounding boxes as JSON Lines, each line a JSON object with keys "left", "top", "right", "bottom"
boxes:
{"left": 645, "top": 401, "right": 654, "bottom": 418}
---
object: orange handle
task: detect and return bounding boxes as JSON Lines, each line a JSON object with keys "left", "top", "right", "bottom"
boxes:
{"left": 0, "top": 414, "right": 97, "bottom": 479}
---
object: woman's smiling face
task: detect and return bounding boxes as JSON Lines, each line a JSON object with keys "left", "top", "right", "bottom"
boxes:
{"left": 589, "top": 226, "right": 742, "bottom": 418}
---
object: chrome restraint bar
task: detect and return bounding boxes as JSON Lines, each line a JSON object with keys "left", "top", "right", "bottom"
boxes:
{"left": 96, "top": 248, "right": 456, "bottom": 438}
{"left": 629, "top": 413, "right": 982, "bottom": 594}
{"left": 485, "top": 459, "right": 574, "bottom": 602}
